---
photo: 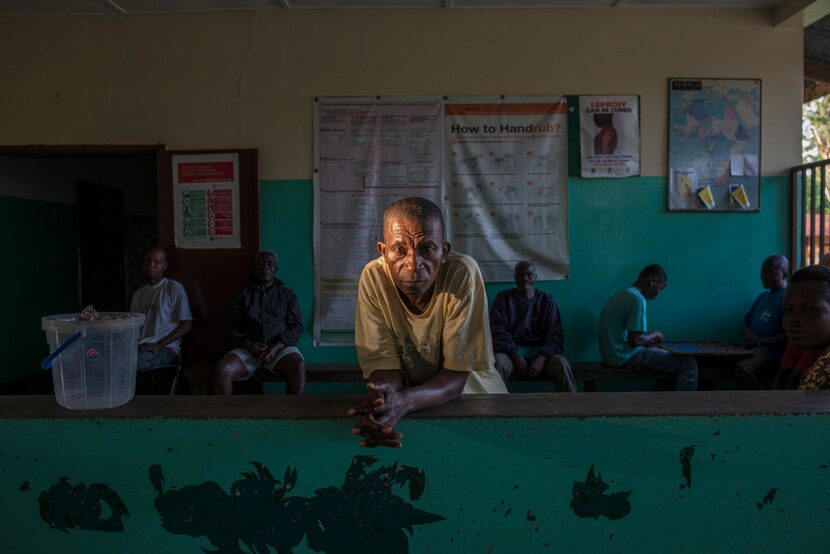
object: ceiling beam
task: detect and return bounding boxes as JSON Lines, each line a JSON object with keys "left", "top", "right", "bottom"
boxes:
{"left": 773, "top": 0, "right": 830, "bottom": 27}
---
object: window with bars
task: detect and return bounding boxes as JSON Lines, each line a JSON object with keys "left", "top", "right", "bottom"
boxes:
{"left": 791, "top": 160, "right": 830, "bottom": 268}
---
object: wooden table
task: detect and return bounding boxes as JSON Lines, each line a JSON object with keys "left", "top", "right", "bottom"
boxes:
{"left": 656, "top": 340, "right": 753, "bottom": 389}
{"left": 657, "top": 340, "right": 753, "bottom": 358}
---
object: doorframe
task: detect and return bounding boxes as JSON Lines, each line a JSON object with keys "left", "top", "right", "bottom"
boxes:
{"left": 0, "top": 145, "right": 164, "bottom": 156}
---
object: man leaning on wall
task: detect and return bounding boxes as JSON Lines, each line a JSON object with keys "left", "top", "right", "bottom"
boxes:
{"left": 349, "top": 197, "right": 507, "bottom": 448}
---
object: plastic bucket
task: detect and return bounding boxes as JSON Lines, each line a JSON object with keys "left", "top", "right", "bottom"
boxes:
{"left": 41, "top": 313, "right": 145, "bottom": 410}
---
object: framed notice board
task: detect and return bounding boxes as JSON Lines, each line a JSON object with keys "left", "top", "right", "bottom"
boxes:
{"left": 667, "top": 78, "right": 761, "bottom": 212}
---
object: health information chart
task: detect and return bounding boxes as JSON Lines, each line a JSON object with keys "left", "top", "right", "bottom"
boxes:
{"left": 173, "top": 153, "right": 241, "bottom": 249}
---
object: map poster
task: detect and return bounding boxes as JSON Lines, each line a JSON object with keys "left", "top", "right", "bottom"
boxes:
{"left": 668, "top": 78, "right": 761, "bottom": 212}
{"left": 444, "top": 97, "right": 569, "bottom": 282}
{"left": 579, "top": 95, "right": 640, "bottom": 178}
{"left": 313, "top": 97, "right": 443, "bottom": 345}
{"left": 172, "top": 153, "right": 241, "bottom": 249}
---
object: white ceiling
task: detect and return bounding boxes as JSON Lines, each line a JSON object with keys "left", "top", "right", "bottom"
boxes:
{"left": 0, "top": 0, "right": 789, "bottom": 16}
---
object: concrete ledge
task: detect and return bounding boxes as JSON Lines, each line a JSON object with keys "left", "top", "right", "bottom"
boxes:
{"left": 1, "top": 391, "right": 830, "bottom": 419}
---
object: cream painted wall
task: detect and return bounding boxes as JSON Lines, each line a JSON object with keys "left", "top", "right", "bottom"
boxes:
{"left": 0, "top": 8, "right": 802, "bottom": 178}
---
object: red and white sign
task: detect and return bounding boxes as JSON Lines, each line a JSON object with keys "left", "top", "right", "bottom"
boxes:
{"left": 172, "top": 154, "right": 241, "bottom": 249}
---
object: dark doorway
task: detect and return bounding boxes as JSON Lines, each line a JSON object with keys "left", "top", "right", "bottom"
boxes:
{"left": 0, "top": 145, "right": 162, "bottom": 388}
{"left": 77, "top": 180, "right": 126, "bottom": 311}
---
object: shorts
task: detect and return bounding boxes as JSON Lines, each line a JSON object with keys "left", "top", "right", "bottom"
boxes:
{"left": 229, "top": 346, "right": 304, "bottom": 381}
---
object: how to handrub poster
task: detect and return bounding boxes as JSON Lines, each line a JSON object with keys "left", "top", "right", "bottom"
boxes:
{"left": 444, "top": 97, "right": 569, "bottom": 282}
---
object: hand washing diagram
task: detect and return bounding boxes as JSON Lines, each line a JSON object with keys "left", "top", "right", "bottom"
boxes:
{"left": 444, "top": 97, "right": 569, "bottom": 281}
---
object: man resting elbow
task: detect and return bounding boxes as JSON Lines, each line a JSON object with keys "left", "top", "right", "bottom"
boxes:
{"left": 349, "top": 197, "right": 507, "bottom": 448}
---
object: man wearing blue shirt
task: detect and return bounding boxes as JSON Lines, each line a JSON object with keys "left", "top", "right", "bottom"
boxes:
{"left": 736, "top": 255, "right": 789, "bottom": 389}
{"left": 598, "top": 264, "right": 698, "bottom": 391}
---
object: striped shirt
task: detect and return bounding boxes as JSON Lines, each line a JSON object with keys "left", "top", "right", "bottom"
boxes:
{"left": 230, "top": 279, "right": 303, "bottom": 348}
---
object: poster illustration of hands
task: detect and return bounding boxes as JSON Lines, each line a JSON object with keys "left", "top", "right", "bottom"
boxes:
{"left": 313, "top": 98, "right": 443, "bottom": 344}
{"left": 579, "top": 95, "right": 640, "bottom": 178}
{"left": 172, "top": 153, "right": 241, "bottom": 249}
{"left": 668, "top": 78, "right": 761, "bottom": 212}
{"left": 444, "top": 97, "right": 569, "bottom": 282}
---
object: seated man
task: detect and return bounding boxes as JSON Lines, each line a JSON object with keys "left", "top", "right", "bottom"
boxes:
{"left": 779, "top": 265, "right": 830, "bottom": 390}
{"left": 213, "top": 250, "right": 306, "bottom": 395}
{"left": 130, "top": 247, "right": 193, "bottom": 371}
{"left": 350, "top": 197, "right": 507, "bottom": 448}
{"left": 490, "top": 260, "right": 576, "bottom": 392}
{"left": 735, "top": 255, "right": 788, "bottom": 389}
{"left": 598, "top": 264, "right": 698, "bottom": 391}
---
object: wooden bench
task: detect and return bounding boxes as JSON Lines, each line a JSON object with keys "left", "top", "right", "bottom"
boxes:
{"left": 247, "top": 361, "right": 734, "bottom": 393}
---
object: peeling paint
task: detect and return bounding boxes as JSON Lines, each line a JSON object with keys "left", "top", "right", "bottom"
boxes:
{"left": 679, "top": 445, "right": 695, "bottom": 490}
{"left": 570, "top": 466, "right": 631, "bottom": 520}
{"left": 756, "top": 488, "right": 779, "bottom": 510}
{"left": 150, "top": 455, "right": 444, "bottom": 553}
{"left": 38, "top": 478, "right": 129, "bottom": 533}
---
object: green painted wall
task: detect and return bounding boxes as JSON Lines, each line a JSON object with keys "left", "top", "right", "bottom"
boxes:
{"left": 0, "top": 196, "right": 79, "bottom": 385}
{"left": 261, "top": 176, "right": 789, "bottom": 365}
{"left": 0, "top": 414, "right": 826, "bottom": 552}
{"left": 1, "top": 175, "right": 788, "bottom": 383}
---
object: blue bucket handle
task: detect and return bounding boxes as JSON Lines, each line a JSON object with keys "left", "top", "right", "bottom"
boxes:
{"left": 41, "top": 331, "right": 83, "bottom": 370}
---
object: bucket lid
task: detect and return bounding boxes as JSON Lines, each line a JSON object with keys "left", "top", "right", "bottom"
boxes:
{"left": 42, "top": 312, "right": 146, "bottom": 332}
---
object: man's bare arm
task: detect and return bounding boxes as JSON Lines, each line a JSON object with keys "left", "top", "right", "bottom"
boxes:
{"left": 628, "top": 330, "right": 663, "bottom": 346}
{"left": 350, "top": 368, "right": 467, "bottom": 447}
{"left": 381, "top": 368, "right": 467, "bottom": 418}
{"left": 368, "top": 369, "right": 406, "bottom": 391}
{"left": 139, "top": 321, "right": 192, "bottom": 351}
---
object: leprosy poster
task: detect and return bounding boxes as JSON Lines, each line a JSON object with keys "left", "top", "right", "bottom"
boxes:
{"left": 579, "top": 95, "right": 640, "bottom": 178}
{"left": 172, "top": 153, "right": 241, "bottom": 249}
{"left": 313, "top": 98, "right": 443, "bottom": 344}
{"left": 444, "top": 97, "right": 569, "bottom": 282}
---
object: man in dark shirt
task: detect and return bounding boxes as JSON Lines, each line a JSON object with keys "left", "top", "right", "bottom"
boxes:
{"left": 213, "top": 250, "right": 306, "bottom": 395}
{"left": 489, "top": 261, "right": 577, "bottom": 392}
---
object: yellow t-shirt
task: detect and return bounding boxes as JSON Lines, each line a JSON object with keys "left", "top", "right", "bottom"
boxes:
{"left": 355, "top": 251, "right": 507, "bottom": 394}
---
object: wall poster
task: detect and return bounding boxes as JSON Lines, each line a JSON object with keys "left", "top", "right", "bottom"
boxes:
{"left": 444, "top": 97, "right": 569, "bottom": 282}
{"left": 313, "top": 97, "right": 443, "bottom": 345}
{"left": 172, "top": 153, "right": 241, "bottom": 249}
{"left": 579, "top": 95, "right": 640, "bottom": 178}
{"left": 667, "top": 78, "right": 761, "bottom": 212}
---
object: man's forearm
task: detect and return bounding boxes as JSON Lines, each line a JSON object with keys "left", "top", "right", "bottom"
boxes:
{"left": 394, "top": 369, "right": 467, "bottom": 418}
{"left": 369, "top": 369, "right": 406, "bottom": 391}
{"left": 629, "top": 331, "right": 661, "bottom": 346}
{"left": 154, "top": 321, "right": 192, "bottom": 347}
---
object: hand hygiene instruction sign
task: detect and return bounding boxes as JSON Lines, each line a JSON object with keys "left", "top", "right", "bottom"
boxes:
{"left": 444, "top": 97, "right": 569, "bottom": 282}
{"left": 313, "top": 98, "right": 443, "bottom": 344}
{"left": 173, "top": 153, "right": 241, "bottom": 249}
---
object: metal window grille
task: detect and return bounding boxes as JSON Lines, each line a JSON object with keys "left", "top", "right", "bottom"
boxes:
{"left": 791, "top": 159, "right": 830, "bottom": 269}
